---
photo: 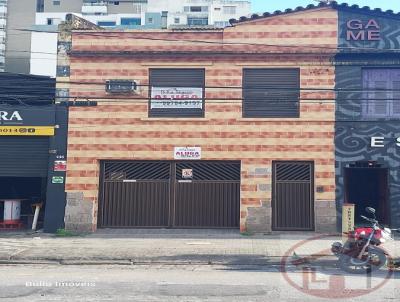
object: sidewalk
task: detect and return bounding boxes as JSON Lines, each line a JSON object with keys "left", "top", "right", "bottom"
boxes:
{"left": 0, "top": 229, "right": 399, "bottom": 265}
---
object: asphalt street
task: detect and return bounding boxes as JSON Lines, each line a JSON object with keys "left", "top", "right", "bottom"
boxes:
{"left": 0, "top": 264, "right": 398, "bottom": 302}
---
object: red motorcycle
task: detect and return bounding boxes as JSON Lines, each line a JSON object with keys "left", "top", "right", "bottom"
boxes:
{"left": 331, "top": 207, "right": 399, "bottom": 274}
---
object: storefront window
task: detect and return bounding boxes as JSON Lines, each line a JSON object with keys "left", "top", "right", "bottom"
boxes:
{"left": 362, "top": 69, "right": 400, "bottom": 118}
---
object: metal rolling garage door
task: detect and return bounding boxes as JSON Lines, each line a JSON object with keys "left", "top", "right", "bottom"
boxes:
{"left": 99, "top": 161, "right": 240, "bottom": 228}
{"left": 0, "top": 137, "right": 49, "bottom": 177}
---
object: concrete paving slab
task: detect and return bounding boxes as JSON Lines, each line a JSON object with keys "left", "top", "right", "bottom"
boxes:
{"left": 0, "top": 229, "right": 398, "bottom": 266}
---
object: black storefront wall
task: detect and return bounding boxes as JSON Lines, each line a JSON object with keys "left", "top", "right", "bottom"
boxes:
{"left": 335, "top": 123, "right": 400, "bottom": 228}
{"left": 44, "top": 105, "right": 69, "bottom": 232}
{"left": 335, "top": 10, "right": 400, "bottom": 229}
{"left": 0, "top": 105, "right": 68, "bottom": 232}
{"left": 335, "top": 63, "right": 400, "bottom": 228}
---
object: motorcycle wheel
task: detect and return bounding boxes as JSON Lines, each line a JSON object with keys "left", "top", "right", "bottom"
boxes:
{"left": 339, "top": 249, "right": 387, "bottom": 274}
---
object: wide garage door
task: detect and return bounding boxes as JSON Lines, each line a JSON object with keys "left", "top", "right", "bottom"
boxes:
{"left": 99, "top": 161, "right": 240, "bottom": 228}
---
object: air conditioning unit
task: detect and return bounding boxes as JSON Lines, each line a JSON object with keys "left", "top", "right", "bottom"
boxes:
{"left": 105, "top": 80, "right": 138, "bottom": 93}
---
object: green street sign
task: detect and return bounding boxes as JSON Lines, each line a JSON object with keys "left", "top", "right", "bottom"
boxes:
{"left": 52, "top": 176, "right": 64, "bottom": 184}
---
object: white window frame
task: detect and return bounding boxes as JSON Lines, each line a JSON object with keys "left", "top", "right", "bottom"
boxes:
{"left": 223, "top": 6, "right": 236, "bottom": 15}
{"left": 362, "top": 69, "right": 400, "bottom": 118}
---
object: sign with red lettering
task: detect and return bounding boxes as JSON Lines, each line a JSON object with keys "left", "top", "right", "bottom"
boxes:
{"left": 346, "top": 19, "right": 380, "bottom": 41}
{"left": 54, "top": 160, "right": 67, "bottom": 172}
{"left": 151, "top": 87, "right": 203, "bottom": 109}
{"left": 174, "top": 147, "right": 201, "bottom": 160}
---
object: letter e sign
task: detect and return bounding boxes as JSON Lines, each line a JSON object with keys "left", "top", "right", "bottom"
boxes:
{"left": 371, "top": 137, "right": 385, "bottom": 147}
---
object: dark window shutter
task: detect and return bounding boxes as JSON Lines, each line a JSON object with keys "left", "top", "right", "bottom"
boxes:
{"left": 243, "top": 68, "right": 300, "bottom": 118}
{"left": 149, "top": 69, "right": 205, "bottom": 118}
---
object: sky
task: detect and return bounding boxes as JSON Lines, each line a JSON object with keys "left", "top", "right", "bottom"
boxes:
{"left": 251, "top": 0, "right": 400, "bottom": 13}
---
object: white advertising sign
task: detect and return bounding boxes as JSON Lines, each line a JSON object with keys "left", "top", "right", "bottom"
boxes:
{"left": 182, "top": 169, "right": 193, "bottom": 179}
{"left": 151, "top": 87, "right": 203, "bottom": 109}
{"left": 174, "top": 147, "right": 201, "bottom": 160}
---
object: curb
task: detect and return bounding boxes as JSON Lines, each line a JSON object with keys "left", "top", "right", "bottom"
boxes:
{"left": 0, "top": 259, "right": 280, "bottom": 266}
{"left": 0, "top": 257, "right": 340, "bottom": 267}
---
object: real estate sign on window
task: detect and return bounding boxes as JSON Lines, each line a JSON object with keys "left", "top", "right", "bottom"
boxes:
{"left": 150, "top": 87, "right": 203, "bottom": 109}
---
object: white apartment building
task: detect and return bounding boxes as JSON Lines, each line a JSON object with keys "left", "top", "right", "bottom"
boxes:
{"left": 0, "top": 0, "right": 7, "bottom": 72}
{"left": 29, "top": 0, "right": 250, "bottom": 77}
{"left": 146, "top": 0, "right": 251, "bottom": 28}
{"left": 36, "top": 0, "right": 250, "bottom": 28}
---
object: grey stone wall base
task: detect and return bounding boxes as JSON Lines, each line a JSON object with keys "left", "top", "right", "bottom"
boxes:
{"left": 315, "top": 200, "right": 337, "bottom": 233}
{"left": 64, "top": 223, "right": 94, "bottom": 233}
{"left": 246, "top": 205, "right": 272, "bottom": 233}
{"left": 245, "top": 200, "right": 338, "bottom": 234}
{"left": 64, "top": 192, "right": 95, "bottom": 233}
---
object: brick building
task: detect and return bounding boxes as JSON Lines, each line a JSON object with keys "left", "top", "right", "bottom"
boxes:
{"left": 58, "top": 3, "right": 338, "bottom": 233}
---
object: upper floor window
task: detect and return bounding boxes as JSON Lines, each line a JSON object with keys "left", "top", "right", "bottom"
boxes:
{"left": 97, "top": 21, "right": 116, "bottom": 27}
{"left": 149, "top": 69, "right": 205, "bottom": 118}
{"left": 362, "top": 69, "right": 400, "bottom": 118}
{"left": 242, "top": 68, "right": 300, "bottom": 118}
{"left": 53, "top": 0, "right": 60, "bottom": 5}
{"left": 36, "top": 0, "right": 44, "bottom": 12}
{"left": 188, "top": 17, "right": 208, "bottom": 26}
{"left": 214, "top": 21, "right": 230, "bottom": 28}
{"left": 132, "top": 4, "right": 141, "bottom": 14}
{"left": 83, "top": 0, "right": 104, "bottom": 4}
{"left": 190, "top": 6, "right": 202, "bottom": 12}
{"left": 184, "top": 6, "right": 209, "bottom": 13}
{"left": 223, "top": 6, "right": 236, "bottom": 14}
{"left": 121, "top": 18, "right": 141, "bottom": 26}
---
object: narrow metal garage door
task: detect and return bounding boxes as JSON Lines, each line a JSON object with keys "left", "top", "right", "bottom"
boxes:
{"left": 0, "top": 137, "right": 49, "bottom": 177}
{"left": 99, "top": 161, "right": 240, "bottom": 228}
{"left": 272, "top": 161, "right": 314, "bottom": 231}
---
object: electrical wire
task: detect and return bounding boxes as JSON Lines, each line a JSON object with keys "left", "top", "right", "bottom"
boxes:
{"left": 11, "top": 28, "right": 400, "bottom": 53}
{"left": 2, "top": 79, "right": 400, "bottom": 93}
{"left": 5, "top": 50, "right": 57, "bottom": 55}
{"left": 3, "top": 94, "right": 400, "bottom": 106}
